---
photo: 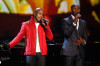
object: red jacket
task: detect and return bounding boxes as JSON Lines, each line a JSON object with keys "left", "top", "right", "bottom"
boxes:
{"left": 9, "top": 16, "right": 53, "bottom": 55}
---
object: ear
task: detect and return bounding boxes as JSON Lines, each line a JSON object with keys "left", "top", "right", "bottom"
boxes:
{"left": 34, "top": 13, "right": 36, "bottom": 17}
{"left": 71, "top": 10, "right": 72, "bottom": 13}
{"left": 71, "top": 8, "right": 73, "bottom": 12}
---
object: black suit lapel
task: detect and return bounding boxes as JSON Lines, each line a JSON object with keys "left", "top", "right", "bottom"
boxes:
{"left": 78, "top": 19, "right": 82, "bottom": 36}
{"left": 69, "top": 15, "right": 74, "bottom": 22}
{"left": 69, "top": 15, "right": 79, "bottom": 39}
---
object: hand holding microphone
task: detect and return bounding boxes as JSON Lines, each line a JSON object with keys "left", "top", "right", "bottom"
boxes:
{"left": 73, "top": 13, "right": 81, "bottom": 24}
{"left": 76, "top": 13, "right": 81, "bottom": 18}
{"left": 41, "top": 18, "right": 49, "bottom": 28}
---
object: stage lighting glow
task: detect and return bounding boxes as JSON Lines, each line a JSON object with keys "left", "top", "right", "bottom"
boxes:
{"left": 0, "top": 0, "right": 80, "bottom": 15}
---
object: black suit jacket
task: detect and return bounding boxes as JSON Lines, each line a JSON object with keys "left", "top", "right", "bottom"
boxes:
{"left": 61, "top": 15, "right": 88, "bottom": 58}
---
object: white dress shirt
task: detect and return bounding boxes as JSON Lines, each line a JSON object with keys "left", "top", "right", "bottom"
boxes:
{"left": 71, "top": 14, "right": 79, "bottom": 30}
{"left": 35, "top": 23, "right": 41, "bottom": 52}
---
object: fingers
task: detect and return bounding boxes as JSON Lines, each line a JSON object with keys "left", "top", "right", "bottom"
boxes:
{"left": 41, "top": 20, "right": 48, "bottom": 28}
{"left": 74, "top": 40, "right": 81, "bottom": 45}
{"left": 41, "top": 20, "right": 47, "bottom": 25}
{"left": 41, "top": 20, "right": 45, "bottom": 25}
{"left": 78, "top": 36, "right": 83, "bottom": 40}
{"left": 77, "top": 14, "right": 81, "bottom": 17}
{"left": 79, "top": 37, "right": 84, "bottom": 44}
{"left": 74, "top": 36, "right": 85, "bottom": 45}
{"left": 76, "top": 13, "right": 81, "bottom": 18}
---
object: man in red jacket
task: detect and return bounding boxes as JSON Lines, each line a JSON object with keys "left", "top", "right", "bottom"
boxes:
{"left": 4, "top": 8, "right": 53, "bottom": 66}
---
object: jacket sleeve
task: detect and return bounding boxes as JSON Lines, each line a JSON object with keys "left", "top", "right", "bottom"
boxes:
{"left": 61, "top": 19, "right": 76, "bottom": 38}
{"left": 44, "top": 25, "right": 53, "bottom": 40}
{"left": 83, "top": 21, "right": 88, "bottom": 42}
{"left": 9, "top": 22, "right": 26, "bottom": 48}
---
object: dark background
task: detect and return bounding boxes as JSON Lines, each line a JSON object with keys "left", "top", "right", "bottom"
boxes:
{"left": 0, "top": 0, "right": 100, "bottom": 66}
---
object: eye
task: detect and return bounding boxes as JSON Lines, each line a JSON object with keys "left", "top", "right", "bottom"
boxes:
{"left": 39, "top": 13, "right": 41, "bottom": 14}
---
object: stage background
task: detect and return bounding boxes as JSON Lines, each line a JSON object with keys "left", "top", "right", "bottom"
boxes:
{"left": 0, "top": 0, "right": 100, "bottom": 43}
{"left": 0, "top": 0, "right": 100, "bottom": 66}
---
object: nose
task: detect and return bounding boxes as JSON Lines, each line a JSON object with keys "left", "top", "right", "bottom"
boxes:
{"left": 41, "top": 15, "right": 43, "bottom": 18}
{"left": 77, "top": 9, "right": 80, "bottom": 12}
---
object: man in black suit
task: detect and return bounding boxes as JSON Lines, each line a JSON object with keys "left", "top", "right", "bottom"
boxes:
{"left": 61, "top": 3, "right": 88, "bottom": 66}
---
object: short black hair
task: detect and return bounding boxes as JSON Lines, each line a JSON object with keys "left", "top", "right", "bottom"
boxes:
{"left": 71, "top": 3, "right": 79, "bottom": 9}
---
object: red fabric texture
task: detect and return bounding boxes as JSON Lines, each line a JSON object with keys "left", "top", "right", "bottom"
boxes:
{"left": 9, "top": 16, "right": 53, "bottom": 55}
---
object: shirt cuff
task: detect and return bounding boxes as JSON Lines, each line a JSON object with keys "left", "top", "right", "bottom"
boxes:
{"left": 82, "top": 40, "right": 86, "bottom": 45}
{"left": 73, "top": 23, "right": 76, "bottom": 26}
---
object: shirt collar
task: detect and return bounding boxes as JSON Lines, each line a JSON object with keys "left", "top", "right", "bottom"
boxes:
{"left": 71, "top": 14, "right": 75, "bottom": 20}
{"left": 30, "top": 16, "right": 37, "bottom": 25}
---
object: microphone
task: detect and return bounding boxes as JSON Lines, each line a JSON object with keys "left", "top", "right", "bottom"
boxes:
{"left": 76, "top": 12, "right": 81, "bottom": 18}
{"left": 41, "top": 18, "right": 49, "bottom": 22}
